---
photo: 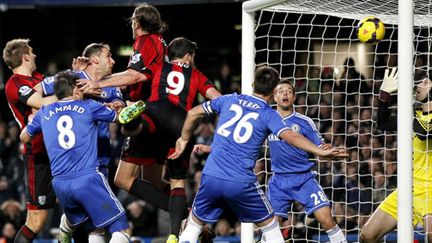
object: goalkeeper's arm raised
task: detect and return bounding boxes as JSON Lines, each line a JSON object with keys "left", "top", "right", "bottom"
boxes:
{"left": 377, "top": 68, "right": 398, "bottom": 131}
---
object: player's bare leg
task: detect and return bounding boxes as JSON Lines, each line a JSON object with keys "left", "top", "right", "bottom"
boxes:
{"left": 423, "top": 214, "right": 432, "bottom": 242}
{"left": 115, "top": 160, "right": 170, "bottom": 211}
{"left": 141, "top": 163, "right": 168, "bottom": 190}
{"left": 256, "top": 216, "right": 284, "bottom": 243}
{"left": 15, "top": 209, "right": 49, "bottom": 242}
{"left": 313, "top": 206, "right": 346, "bottom": 243}
{"left": 360, "top": 208, "right": 397, "bottom": 243}
{"left": 114, "top": 160, "right": 139, "bottom": 190}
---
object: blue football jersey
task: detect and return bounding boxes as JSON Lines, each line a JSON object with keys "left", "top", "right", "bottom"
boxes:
{"left": 26, "top": 99, "right": 117, "bottom": 177}
{"left": 41, "top": 70, "right": 124, "bottom": 166}
{"left": 268, "top": 111, "right": 324, "bottom": 173}
{"left": 202, "top": 93, "right": 289, "bottom": 183}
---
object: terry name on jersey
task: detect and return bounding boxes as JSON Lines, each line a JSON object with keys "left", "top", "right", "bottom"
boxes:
{"left": 238, "top": 99, "right": 261, "bottom": 109}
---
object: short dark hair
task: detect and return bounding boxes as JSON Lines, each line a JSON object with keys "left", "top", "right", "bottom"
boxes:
{"left": 131, "top": 4, "right": 167, "bottom": 33}
{"left": 2, "top": 38, "right": 31, "bottom": 69}
{"left": 82, "top": 43, "right": 110, "bottom": 58}
{"left": 54, "top": 71, "right": 79, "bottom": 100}
{"left": 253, "top": 66, "right": 280, "bottom": 96}
{"left": 277, "top": 79, "right": 296, "bottom": 95}
{"left": 168, "top": 37, "right": 197, "bottom": 60}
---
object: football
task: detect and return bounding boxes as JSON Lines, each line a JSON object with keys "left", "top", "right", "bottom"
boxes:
{"left": 357, "top": 16, "right": 385, "bottom": 44}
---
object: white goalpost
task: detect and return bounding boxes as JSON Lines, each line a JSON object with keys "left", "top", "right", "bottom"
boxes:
{"left": 241, "top": 0, "right": 419, "bottom": 242}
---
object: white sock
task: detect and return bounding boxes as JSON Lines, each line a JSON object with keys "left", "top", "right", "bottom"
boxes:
{"left": 88, "top": 232, "right": 105, "bottom": 243}
{"left": 260, "top": 218, "right": 284, "bottom": 243}
{"left": 326, "top": 225, "right": 347, "bottom": 243}
{"left": 109, "top": 231, "right": 130, "bottom": 243}
{"left": 179, "top": 216, "right": 203, "bottom": 243}
{"left": 59, "top": 214, "right": 75, "bottom": 234}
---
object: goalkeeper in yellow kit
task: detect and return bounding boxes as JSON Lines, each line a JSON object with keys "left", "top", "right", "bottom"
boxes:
{"left": 360, "top": 68, "right": 432, "bottom": 242}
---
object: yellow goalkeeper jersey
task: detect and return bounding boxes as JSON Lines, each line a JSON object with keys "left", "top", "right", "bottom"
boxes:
{"left": 413, "top": 109, "right": 432, "bottom": 181}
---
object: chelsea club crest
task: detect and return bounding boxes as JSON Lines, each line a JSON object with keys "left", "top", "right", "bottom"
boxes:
{"left": 291, "top": 124, "right": 300, "bottom": 132}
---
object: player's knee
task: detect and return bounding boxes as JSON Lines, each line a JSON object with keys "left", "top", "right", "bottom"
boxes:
{"left": 170, "top": 179, "right": 185, "bottom": 189}
{"left": 26, "top": 210, "right": 49, "bottom": 233}
{"left": 114, "top": 174, "right": 132, "bottom": 191}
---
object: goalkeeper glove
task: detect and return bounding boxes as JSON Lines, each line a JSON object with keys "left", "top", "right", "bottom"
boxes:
{"left": 379, "top": 67, "right": 398, "bottom": 102}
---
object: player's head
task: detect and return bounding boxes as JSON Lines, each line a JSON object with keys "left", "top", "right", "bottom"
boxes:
{"left": 54, "top": 71, "right": 83, "bottom": 100}
{"left": 415, "top": 70, "right": 432, "bottom": 103}
{"left": 130, "top": 4, "right": 167, "bottom": 39}
{"left": 274, "top": 79, "right": 296, "bottom": 111}
{"left": 82, "top": 43, "right": 115, "bottom": 77}
{"left": 168, "top": 37, "right": 197, "bottom": 65}
{"left": 253, "top": 66, "right": 280, "bottom": 97}
{"left": 2, "top": 38, "right": 36, "bottom": 72}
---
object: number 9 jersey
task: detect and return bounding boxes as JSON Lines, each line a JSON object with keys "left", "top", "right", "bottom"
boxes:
{"left": 202, "top": 93, "right": 289, "bottom": 183}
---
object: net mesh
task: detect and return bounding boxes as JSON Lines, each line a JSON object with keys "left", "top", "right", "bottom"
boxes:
{"left": 252, "top": 0, "right": 432, "bottom": 241}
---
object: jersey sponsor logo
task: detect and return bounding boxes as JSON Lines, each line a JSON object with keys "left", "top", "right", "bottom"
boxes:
{"left": 38, "top": 195, "right": 46, "bottom": 205}
{"left": 130, "top": 52, "right": 141, "bottom": 64}
{"left": 291, "top": 124, "right": 300, "bottom": 132}
{"left": 19, "top": 85, "right": 32, "bottom": 96}
{"left": 268, "top": 134, "right": 280, "bottom": 141}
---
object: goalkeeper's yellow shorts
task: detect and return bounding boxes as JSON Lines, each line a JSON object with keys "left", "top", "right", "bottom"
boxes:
{"left": 379, "top": 180, "right": 432, "bottom": 226}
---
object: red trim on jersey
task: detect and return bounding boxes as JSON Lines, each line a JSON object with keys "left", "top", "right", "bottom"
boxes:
{"left": 27, "top": 154, "right": 35, "bottom": 203}
{"left": 141, "top": 113, "right": 156, "bottom": 133}
{"left": 26, "top": 203, "right": 39, "bottom": 210}
{"left": 129, "top": 33, "right": 167, "bottom": 101}
{"left": 170, "top": 188, "right": 186, "bottom": 197}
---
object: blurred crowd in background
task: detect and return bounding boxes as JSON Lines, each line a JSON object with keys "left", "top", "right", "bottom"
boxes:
{"left": 0, "top": 49, "right": 414, "bottom": 241}
{"left": 0, "top": 2, "right": 429, "bottom": 241}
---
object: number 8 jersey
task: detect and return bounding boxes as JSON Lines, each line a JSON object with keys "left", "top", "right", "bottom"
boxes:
{"left": 26, "top": 99, "right": 116, "bottom": 177}
{"left": 202, "top": 93, "right": 289, "bottom": 183}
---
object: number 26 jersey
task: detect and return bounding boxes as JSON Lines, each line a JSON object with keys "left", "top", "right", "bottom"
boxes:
{"left": 202, "top": 93, "right": 289, "bottom": 183}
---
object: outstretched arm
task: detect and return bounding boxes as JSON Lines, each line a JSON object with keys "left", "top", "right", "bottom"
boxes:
{"left": 280, "top": 130, "right": 348, "bottom": 159}
{"left": 78, "top": 69, "right": 148, "bottom": 92}
{"left": 168, "top": 105, "right": 206, "bottom": 160}
{"left": 377, "top": 68, "right": 398, "bottom": 131}
{"left": 26, "top": 92, "right": 58, "bottom": 109}
{"left": 205, "top": 87, "right": 221, "bottom": 100}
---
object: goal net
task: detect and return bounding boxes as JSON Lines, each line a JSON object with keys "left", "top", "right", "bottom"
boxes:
{"left": 248, "top": 0, "right": 432, "bottom": 242}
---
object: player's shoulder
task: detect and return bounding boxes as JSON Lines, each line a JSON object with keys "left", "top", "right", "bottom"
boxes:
{"left": 137, "top": 33, "right": 165, "bottom": 47}
{"left": 5, "top": 74, "right": 30, "bottom": 96}
{"left": 70, "top": 70, "right": 90, "bottom": 79}
{"left": 292, "top": 112, "right": 317, "bottom": 129}
{"left": 219, "top": 92, "right": 239, "bottom": 102}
